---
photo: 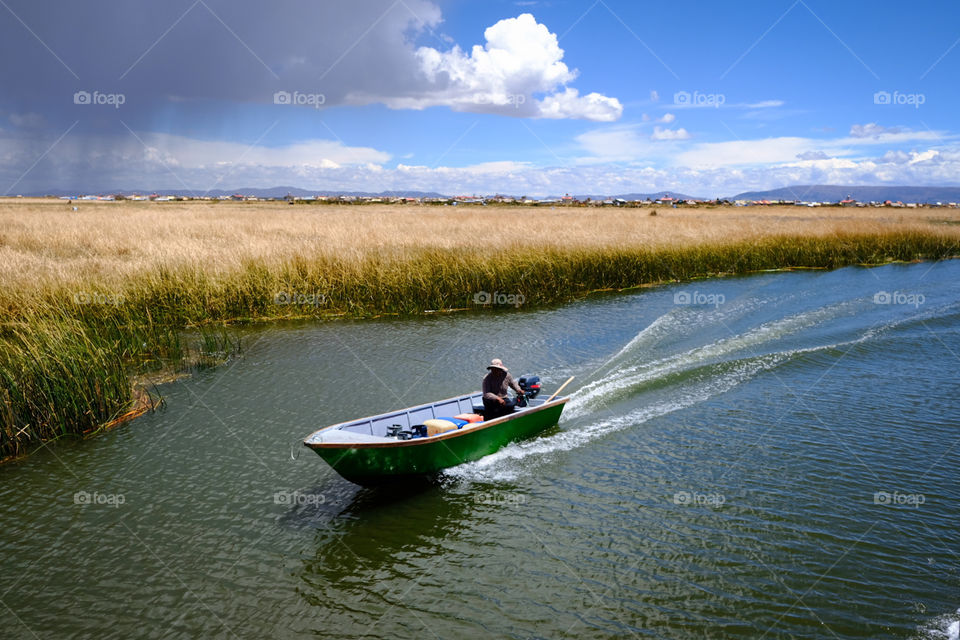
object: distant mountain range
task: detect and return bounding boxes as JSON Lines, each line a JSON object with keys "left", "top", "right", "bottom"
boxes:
{"left": 726, "top": 185, "right": 960, "bottom": 203}
{"left": 24, "top": 184, "right": 960, "bottom": 204}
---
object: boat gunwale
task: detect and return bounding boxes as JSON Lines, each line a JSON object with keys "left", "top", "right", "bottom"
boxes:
{"left": 303, "top": 395, "right": 569, "bottom": 450}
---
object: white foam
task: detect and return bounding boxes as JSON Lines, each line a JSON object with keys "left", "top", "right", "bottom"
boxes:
{"left": 915, "top": 608, "right": 960, "bottom": 640}
{"left": 567, "top": 301, "right": 856, "bottom": 418}
{"left": 587, "top": 293, "right": 772, "bottom": 373}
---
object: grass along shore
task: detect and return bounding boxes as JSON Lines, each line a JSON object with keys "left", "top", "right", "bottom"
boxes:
{"left": 2, "top": 200, "right": 959, "bottom": 460}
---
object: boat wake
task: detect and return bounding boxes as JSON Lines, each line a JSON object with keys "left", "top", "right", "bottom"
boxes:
{"left": 565, "top": 299, "right": 859, "bottom": 419}
{"left": 914, "top": 608, "right": 960, "bottom": 640}
{"left": 445, "top": 295, "right": 959, "bottom": 483}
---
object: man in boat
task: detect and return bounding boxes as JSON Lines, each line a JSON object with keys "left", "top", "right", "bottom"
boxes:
{"left": 482, "top": 358, "right": 524, "bottom": 419}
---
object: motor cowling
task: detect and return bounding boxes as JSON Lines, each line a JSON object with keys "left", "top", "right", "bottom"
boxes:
{"left": 517, "top": 375, "right": 541, "bottom": 399}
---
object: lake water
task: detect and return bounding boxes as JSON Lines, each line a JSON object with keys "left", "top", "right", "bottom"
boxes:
{"left": 2, "top": 261, "right": 959, "bottom": 639}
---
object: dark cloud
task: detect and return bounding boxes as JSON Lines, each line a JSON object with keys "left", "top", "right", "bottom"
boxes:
{"left": 0, "top": 0, "right": 444, "bottom": 190}
{"left": 1, "top": 0, "right": 441, "bottom": 121}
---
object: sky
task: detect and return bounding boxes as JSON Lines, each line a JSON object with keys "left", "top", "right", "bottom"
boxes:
{"left": 0, "top": 0, "right": 958, "bottom": 197}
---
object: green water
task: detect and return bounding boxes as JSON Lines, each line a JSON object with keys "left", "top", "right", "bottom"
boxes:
{"left": 2, "top": 262, "right": 958, "bottom": 639}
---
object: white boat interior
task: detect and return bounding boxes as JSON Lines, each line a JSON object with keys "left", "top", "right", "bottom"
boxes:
{"left": 305, "top": 392, "right": 553, "bottom": 445}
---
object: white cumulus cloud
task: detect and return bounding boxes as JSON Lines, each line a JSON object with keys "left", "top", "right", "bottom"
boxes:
{"left": 369, "top": 13, "right": 622, "bottom": 121}
{"left": 651, "top": 126, "right": 690, "bottom": 141}
{"left": 538, "top": 87, "right": 622, "bottom": 122}
{"left": 908, "top": 149, "right": 939, "bottom": 164}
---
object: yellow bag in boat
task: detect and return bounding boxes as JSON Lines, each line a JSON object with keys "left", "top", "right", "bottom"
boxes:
{"left": 423, "top": 418, "right": 459, "bottom": 436}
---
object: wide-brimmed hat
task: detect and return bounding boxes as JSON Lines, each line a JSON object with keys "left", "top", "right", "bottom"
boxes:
{"left": 486, "top": 358, "right": 508, "bottom": 372}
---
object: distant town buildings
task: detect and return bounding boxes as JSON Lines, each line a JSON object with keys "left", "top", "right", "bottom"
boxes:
{"left": 26, "top": 193, "right": 960, "bottom": 208}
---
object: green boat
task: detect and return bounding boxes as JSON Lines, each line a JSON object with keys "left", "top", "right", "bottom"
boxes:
{"left": 303, "top": 377, "right": 571, "bottom": 485}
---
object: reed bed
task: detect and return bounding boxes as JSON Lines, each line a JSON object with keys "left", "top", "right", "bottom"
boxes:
{"left": 2, "top": 200, "right": 959, "bottom": 459}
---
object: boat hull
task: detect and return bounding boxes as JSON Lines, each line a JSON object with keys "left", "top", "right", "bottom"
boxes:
{"left": 307, "top": 399, "right": 567, "bottom": 485}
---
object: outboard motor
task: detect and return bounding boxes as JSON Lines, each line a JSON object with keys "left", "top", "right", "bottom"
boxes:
{"left": 517, "top": 375, "right": 541, "bottom": 406}
{"left": 387, "top": 424, "right": 417, "bottom": 440}
{"left": 518, "top": 375, "right": 541, "bottom": 399}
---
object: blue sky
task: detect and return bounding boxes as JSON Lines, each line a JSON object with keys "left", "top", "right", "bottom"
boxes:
{"left": 0, "top": 0, "right": 957, "bottom": 196}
